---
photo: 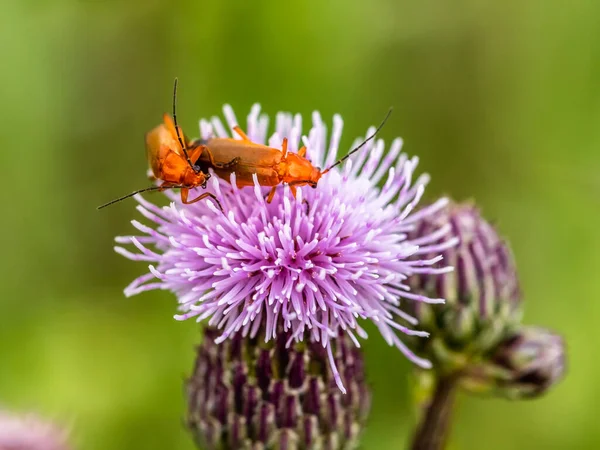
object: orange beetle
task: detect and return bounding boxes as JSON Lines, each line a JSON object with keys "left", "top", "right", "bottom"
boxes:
{"left": 98, "top": 80, "right": 237, "bottom": 210}
{"left": 192, "top": 109, "right": 392, "bottom": 202}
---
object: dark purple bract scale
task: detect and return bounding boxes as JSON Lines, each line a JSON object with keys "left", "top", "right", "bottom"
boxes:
{"left": 187, "top": 327, "right": 370, "bottom": 450}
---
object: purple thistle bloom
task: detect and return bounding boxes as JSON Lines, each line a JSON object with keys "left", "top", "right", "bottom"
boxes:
{"left": 115, "top": 104, "right": 456, "bottom": 393}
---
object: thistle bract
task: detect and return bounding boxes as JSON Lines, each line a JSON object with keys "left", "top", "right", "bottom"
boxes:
{"left": 187, "top": 327, "right": 370, "bottom": 450}
{"left": 407, "top": 202, "right": 522, "bottom": 373}
{"left": 116, "top": 104, "right": 455, "bottom": 392}
{"left": 462, "top": 325, "right": 566, "bottom": 399}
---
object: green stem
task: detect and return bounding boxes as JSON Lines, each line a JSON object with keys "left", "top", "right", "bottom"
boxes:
{"left": 411, "top": 374, "right": 459, "bottom": 450}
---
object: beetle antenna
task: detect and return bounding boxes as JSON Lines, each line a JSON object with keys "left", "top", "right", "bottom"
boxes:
{"left": 172, "top": 78, "right": 198, "bottom": 172}
{"left": 97, "top": 185, "right": 171, "bottom": 210}
{"left": 322, "top": 107, "right": 393, "bottom": 175}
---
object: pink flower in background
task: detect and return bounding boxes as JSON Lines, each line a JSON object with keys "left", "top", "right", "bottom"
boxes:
{"left": 0, "top": 411, "right": 70, "bottom": 450}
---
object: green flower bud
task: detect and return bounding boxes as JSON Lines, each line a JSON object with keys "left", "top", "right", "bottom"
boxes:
{"left": 186, "top": 328, "right": 371, "bottom": 450}
{"left": 463, "top": 326, "right": 566, "bottom": 399}
{"left": 407, "top": 202, "right": 522, "bottom": 373}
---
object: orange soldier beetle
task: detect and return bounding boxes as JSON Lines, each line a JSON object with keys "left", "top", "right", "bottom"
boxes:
{"left": 192, "top": 107, "right": 393, "bottom": 203}
{"left": 97, "top": 80, "right": 239, "bottom": 211}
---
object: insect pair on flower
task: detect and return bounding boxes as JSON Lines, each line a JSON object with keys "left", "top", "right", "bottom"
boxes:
{"left": 98, "top": 79, "right": 391, "bottom": 211}
{"left": 112, "top": 79, "right": 459, "bottom": 397}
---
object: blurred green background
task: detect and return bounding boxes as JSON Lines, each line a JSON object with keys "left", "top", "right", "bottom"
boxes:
{"left": 0, "top": 0, "right": 597, "bottom": 449}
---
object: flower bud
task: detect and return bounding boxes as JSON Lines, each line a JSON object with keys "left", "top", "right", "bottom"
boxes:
{"left": 186, "top": 328, "right": 371, "bottom": 450}
{"left": 408, "top": 202, "right": 522, "bottom": 372}
{"left": 464, "top": 326, "right": 566, "bottom": 399}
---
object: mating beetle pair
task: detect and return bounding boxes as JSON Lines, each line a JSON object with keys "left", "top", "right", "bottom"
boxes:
{"left": 98, "top": 80, "right": 391, "bottom": 211}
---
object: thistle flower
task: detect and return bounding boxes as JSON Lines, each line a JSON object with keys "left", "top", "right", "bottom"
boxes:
{"left": 116, "top": 104, "right": 456, "bottom": 393}
{"left": 463, "top": 325, "right": 566, "bottom": 399}
{"left": 407, "top": 202, "right": 522, "bottom": 373}
{"left": 0, "top": 410, "right": 70, "bottom": 450}
{"left": 187, "top": 327, "right": 370, "bottom": 450}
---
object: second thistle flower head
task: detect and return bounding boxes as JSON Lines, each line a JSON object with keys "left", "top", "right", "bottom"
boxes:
{"left": 407, "top": 202, "right": 523, "bottom": 372}
{"left": 116, "top": 104, "right": 456, "bottom": 392}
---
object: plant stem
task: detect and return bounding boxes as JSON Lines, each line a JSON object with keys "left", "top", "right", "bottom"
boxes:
{"left": 411, "top": 374, "right": 459, "bottom": 450}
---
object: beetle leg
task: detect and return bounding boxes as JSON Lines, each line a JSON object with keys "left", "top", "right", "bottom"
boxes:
{"left": 232, "top": 126, "right": 251, "bottom": 142}
{"left": 218, "top": 157, "right": 240, "bottom": 169}
{"left": 281, "top": 138, "right": 288, "bottom": 158}
{"left": 200, "top": 145, "right": 240, "bottom": 169}
{"left": 266, "top": 186, "right": 278, "bottom": 204}
{"left": 298, "top": 146, "right": 307, "bottom": 157}
{"left": 179, "top": 187, "right": 189, "bottom": 201}
{"left": 202, "top": 146, "right": 218, "bottom": 166}
{"left": 158, "top": 181, "right": 176, "bottom": 191}
{"left": 181, "top": 188, "right": 224, "bottom": 212}
{"left": 188, "top": 145, "right": 205, "bottom": 167}
{"left": 302, "top": 199, "right": 310, "bottom": 215}
{"left": 289, "top": 185, "right": 298, "bottom": 198}
{"left": 287, "top": 180, "right": 310, "bottom": 187}
{"left": 263, "top": 186, "right": 278, "bottom": 202}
